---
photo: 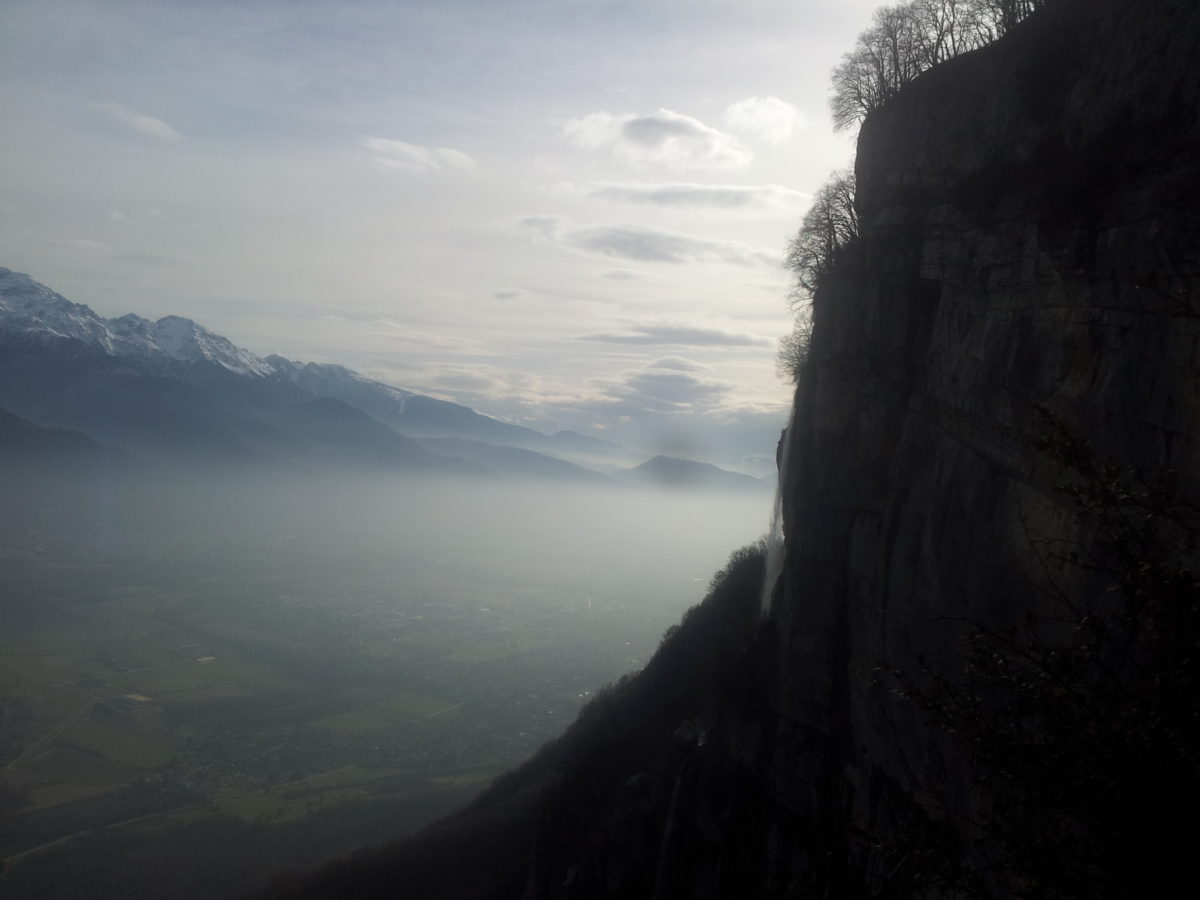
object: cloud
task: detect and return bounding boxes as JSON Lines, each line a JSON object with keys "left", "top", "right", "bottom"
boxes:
{"left": 579, "top": 323, "right": 772, "bottom": 348}
{"left": 596, "top": 367, "right": 732, "bottom": 415}
{"left": 601, "top": 269, "right": 644, "bottom": 281}
{"left": 585, "top": 181, "right": 806, "bottom": 209}
{"left": 567, "top": 224, "right": 777, "bottom": 267}
{"left": 517, "top": 217, "right": 775, "bottom": 267}
{"left": 723, "top": 96, "right": 804, "bottom": 145}
{"left": 389, "top": 363, "right": 548, "bottom": 407}
{"left": 371, "top": 319, "right": 485, "bottom": 352}
{"left": 364, "top": 138, "right": 477, "bottom": 174}
{"left": 648, "top": 357, "right": 708, "bottom": 372}
{"left": 564, "top": 108, "right": 752, "bottom": 170}
{"left": 92, "top": 102, "right": 182, "bottom": 142}
{"left": 492, "top": 288, "right": 529, "bottom": 300}
{"left": 517, "top": 215, "right": 567, "bottom": 240}
{"left": 429, "top": 371, "right": 498, "bottom": 392}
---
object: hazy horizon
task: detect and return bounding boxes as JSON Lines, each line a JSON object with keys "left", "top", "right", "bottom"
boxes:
{"left": 0, "top": 0, "right": 877, "bottom": 455}
{"left": 0, "top": 463, "right": 776, "bottom": 897}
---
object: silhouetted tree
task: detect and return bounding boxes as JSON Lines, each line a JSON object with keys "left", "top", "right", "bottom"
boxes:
{"left": 967, "top": 0, "right": 1049, "bottom": 38}
{"left": 831, "top": 5, "right": 923, "bottom": 130}
{"left": 776, "top": 318, "right": 814, "bottom": 384}
{"left": 910, "top": 0, "right": 991, "bottom": 67}
{"left": 831, "top": 0, "right": 1051, "bottom": 130}
{"left": 784, "top": 169, "right": 858, "bottom": 308}
{"left": 779, "top": 170, "right": 855, "bottom": 384}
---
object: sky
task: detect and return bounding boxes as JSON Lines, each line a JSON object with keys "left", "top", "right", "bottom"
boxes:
{"left": 0, "top": 0, "right": 877, "bottom": 468}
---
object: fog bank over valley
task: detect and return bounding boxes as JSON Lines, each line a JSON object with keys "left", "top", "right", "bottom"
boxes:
{"left": 0, "top": 465, "right": 772, "bottom": 899}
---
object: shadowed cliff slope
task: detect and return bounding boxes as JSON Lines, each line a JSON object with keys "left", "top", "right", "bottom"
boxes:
{"left": 258, "top": 0, "right": 1200, "bottom": 896}
{"left": 772, "top": 0, "right": 1200, "bottom": 893}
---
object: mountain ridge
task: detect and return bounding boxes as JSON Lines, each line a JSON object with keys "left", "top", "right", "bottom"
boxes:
{"left": 1, "top": 268, "right": 765, "bottom": 487}
{"left": 0, "top": 267, "right": 637, "bottom": 477}
{"left": 623, "top": 454, "right": 767, "bottom": 490}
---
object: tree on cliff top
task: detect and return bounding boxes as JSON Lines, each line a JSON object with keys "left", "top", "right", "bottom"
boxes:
{"left": 831, "top": 0, "right": 1052, "bottom": 130}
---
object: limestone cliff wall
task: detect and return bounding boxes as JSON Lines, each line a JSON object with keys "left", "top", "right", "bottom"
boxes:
{"left": 768, "top": 0, "right": 1200, "bottom": 892}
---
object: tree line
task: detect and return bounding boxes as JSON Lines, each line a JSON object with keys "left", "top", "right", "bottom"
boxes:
{"left": 778, "top": 169, "right": 857, "bottom": 383}
{"left": 780, "top": 1, "right": 1052, "bottom": 382}
{"left": 832, "top": 0, "right": 1051, "bottom": 130}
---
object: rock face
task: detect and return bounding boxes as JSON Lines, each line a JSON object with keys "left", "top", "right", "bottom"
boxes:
{"left": 260, "top": 2, "right": 1200, "bottom": 897}
{"left": 770, "top": 0, "right": 1200, "bottom": 890}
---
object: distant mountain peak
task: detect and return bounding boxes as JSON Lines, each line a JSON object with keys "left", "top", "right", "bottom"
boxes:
{"left": 144, "top": 314, "right": 274, "bottom": 376}
{"left": 0, "top": 268, "right": 273, "bottom": 378}
{"left": 0, "top": 266, "right": 641, "bottom": 474}
{"left": 0, "top": 266, "right": 117, "bottom": 349}
{"left": 625, "top": 454, "right": 766, "bottom": 490}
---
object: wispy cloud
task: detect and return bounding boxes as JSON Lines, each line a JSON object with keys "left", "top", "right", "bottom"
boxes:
{"left": 428, "top": 370, "right": 497, "bottom": 392}
{"left": 584, "top": 181, "right": 806, "bottom": 209}
{"left": 648, "top": 356, "right": 709, "bottom": 372}
{"left": 592, "top": 366, "right": 732, "bottom": 415}
{"left": 390, "top": 362, "right": 545, "bottom": 406}
{"left": 566, "top": 224, "right": 777, "bottom": 267}
{"left": 371, "top": 319, "right": 485, "bottom": 352}
{"left": 580, "top": 323, "right": 773, "bottom": 348}
{"left": 92, "top": 102, "right": 182, "bottom": 142}
{"left": 723, "top": 96, "right": 804, "bottom": 145}
{"left": 564, "top": 108, "right": 752, "bottom": 170}
{"left": 364, "top": 138, "right": 477, "bottom": 174}
{"left": 517, "top": 215, "right": 567, "bottom": 240}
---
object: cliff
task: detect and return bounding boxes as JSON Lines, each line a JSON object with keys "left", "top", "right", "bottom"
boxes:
{"left": 259, "top": 1, "right": 1200, "bottom": 896}
{"left": 767, "top": 0, "right": 1200, "bottom": 892}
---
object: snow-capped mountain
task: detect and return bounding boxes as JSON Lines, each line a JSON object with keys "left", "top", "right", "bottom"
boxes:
{"left": 108, "top": 313, "right": 276, "bottom": 377}
{"left": 0, "top": 267, "right": 631, "bottom": 479}
{"left": 0, "top": 268, "right": 273, "bottom": 377}
{"left": 0, "top": 266, "right": 485, "bottom": 430}
{"left": 266, "top": 355, "right": 415, "bottom": 423}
